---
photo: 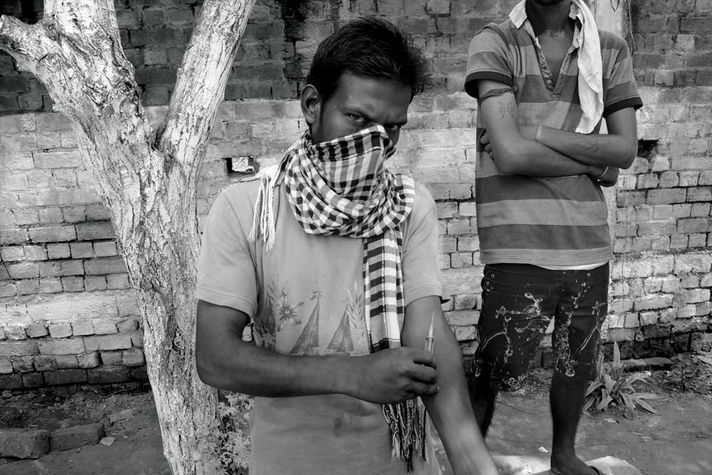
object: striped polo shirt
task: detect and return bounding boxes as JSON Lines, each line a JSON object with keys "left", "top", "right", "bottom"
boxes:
{"left": 464, "top": 7, "right": 642, "bottom": 267}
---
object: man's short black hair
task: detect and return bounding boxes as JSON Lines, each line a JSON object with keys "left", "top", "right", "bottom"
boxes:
{"left": 306, "top": 17, "right": 430, "bottom": 102}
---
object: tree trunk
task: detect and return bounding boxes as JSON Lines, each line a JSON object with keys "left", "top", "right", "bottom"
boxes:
{"left": 0, "top": 1, "right": 255, "bottom": 473}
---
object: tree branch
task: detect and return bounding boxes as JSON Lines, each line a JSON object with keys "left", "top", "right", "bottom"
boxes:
{"left": 0, "top": 14, "right": 52, "bottom": 75}
{"left": 157, "top": 0, "right": 256, "bottom": 172}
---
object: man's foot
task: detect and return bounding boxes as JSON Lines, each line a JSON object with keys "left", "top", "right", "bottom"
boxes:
{"left": 550, "top": 452, "right": 601, "bottom": 475}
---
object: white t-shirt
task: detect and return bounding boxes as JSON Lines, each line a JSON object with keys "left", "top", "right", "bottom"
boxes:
{"left": 196, "top": 179, "right": 443, "bottom": 474}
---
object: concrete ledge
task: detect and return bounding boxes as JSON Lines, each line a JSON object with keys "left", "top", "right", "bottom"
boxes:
{"left": 49, "top": 423, "right": 104, "bottom": 452}
{"left": 0, "top": 428, "right": 49, "bottom": 459}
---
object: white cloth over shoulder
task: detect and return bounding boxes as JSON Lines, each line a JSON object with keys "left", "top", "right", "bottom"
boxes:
{"left": 509, "top": 0, "right": 603, "bottom": 133}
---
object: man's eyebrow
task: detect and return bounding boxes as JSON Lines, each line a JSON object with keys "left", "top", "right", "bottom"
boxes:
{"left": 388, "top": 119, "right": 408, "bottom": 127}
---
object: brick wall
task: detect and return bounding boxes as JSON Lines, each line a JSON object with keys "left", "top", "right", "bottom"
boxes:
{"left": 1, "top": 0, "right": 711, "bottom": 388}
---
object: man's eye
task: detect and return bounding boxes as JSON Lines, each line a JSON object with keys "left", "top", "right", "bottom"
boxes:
{"left": 346, "top": 113, "right": 365, "bottom": 123}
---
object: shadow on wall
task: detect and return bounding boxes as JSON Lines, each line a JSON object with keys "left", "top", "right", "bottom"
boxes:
{"left": 0, "top": 0, "right": 43, "bottom": 25}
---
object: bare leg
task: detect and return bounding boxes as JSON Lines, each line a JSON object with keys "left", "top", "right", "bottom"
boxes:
{"left": 468, "top": 372, "right": 498, "bottom": 436}
{"left": 549, "top": 371, "right": 598, "bottom": 475}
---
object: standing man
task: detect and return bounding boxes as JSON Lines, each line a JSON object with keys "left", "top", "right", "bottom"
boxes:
{"left": 196, "top": 18, "right": 497, "bottom": 475}
{"left": 464, "top": 1, "right": 641, "bottom": 474}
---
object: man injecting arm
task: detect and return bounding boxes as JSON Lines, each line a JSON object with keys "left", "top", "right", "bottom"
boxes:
{"left": 196, "top": 18, "right": 497, "bottom": 475}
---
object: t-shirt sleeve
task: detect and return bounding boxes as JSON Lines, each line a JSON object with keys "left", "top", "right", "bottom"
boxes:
{"left": 402, "top": 184, "right": 444, "bottom": 305}
{"left": 195, "top": 187, "right": 258, "bottom": 318}
{"left": 602, "top": 35, "right": 643, "bottom": 117}
{"left": 465, "top": 25, "right": 514, "bottom": 98}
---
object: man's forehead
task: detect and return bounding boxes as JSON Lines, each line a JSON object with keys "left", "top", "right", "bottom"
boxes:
{"left": 334, "top": 73, "right": 410, "bottom": 115}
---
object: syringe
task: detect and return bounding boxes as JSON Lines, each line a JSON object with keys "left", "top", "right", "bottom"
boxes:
{"left": 424, "top": 312, "right": 435, "bottom": 354}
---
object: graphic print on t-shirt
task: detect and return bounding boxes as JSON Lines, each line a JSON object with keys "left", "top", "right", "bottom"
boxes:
{"left": 326, "top": 284, "right": 369, "bottom": 354}
{"left": 290, "top": 290, "right": 322, "bottom": 355}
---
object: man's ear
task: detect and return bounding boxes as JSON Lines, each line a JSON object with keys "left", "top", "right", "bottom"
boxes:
{"left": 300, "top": 84, "right": 321, "bottom": 127}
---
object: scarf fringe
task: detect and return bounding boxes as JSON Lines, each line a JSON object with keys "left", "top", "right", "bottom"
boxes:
{"left": 247, "top": 166, "right": 278, "bottom": 251}
{"left": 383, "top": 399, "right": 428, "bottom": 472}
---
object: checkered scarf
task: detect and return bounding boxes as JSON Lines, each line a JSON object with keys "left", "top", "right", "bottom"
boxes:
{"left": 248, "top": 125, "right": 427, "bottom": 469}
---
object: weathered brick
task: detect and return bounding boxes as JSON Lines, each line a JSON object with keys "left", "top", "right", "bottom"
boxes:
{"left": 131, "top": 366, "right": 149, "bottom": 381}
{"left": 26, "top": 323, "right": 48, "bottom": 338}
{"left": 610, "top": 299, "right": 634, "bottom": 314}
{"left": 0, "top": 357, "right": 12, "bottom": 374}
{"left": 674, "top": 254, "right": 712, "bottom": 273}
{"left": 69, "top": 242, "right": 93, "bottom": 258}
{"left": 77, "top": 352, "right": 100, "bottom": 369}
{"left": 4, "top": 325, "right": 28, "bottom": 340}
{"left": 122, "top": 348, "right": 145, "bottom": 368}
{"left": 43, "top": 369, "right": 87, "bottom": 385}
{"left": 34, "top": 355, "right": 57, "bottom": 372}
{"left": 50, "top": 423, "right": 104, "bottom": 452}
{"left": 86, "top": 205, "right": 111, "bottom": 221}
{"left": 38, "top": 338, "right": 85, "bottom": 355}
{"left": 38, "top": 207, "right": 64, "bottom": 224}
{"left": 84, "top": 276, "right": 107, "bottom": 291}
{"left": 683, "top": 288, "right": 711, "bottom": 304}
{"left": 0, "top": 246, "right": 24, "bottom": 261}
{"left": 38, "top": 277, "right": 62, "bottom": 294}
{"left": 54, "top": 355, "right": 78, "bottom": 369}
{"left": 116, "top": 318, "right": 139, "bottom": 333}
{"left": 647, "top": 188, "right": 687, "bottom": 204}
{"left": 84, "top": 334, "right": 132, "bottom": 351}
{"left": 48, "top": 323, "right": 73, "bottom": 338}
{"left": 93, "top": 241, "right": 118, "bottom": 257}
{"left": 0, "top": 282, "right": 16, "bottom": 298}
{"left": 100, "top": 351, "right": 123, "bottom": 366}
{"left": 92, "top": 320, "right": 117, "bottom": 335}
{"left": 7, "top": 262, "right": 40, "bottom": 279}
{"left": 681, "top": 275, "right": 700, "bottom": 288}
{"left": 23, "top": 245, "right": 47, "bottom": 261}
{"left": 21, "top": 371, "right": 44, "bottom": 388}
{"left": 46, "top": 243, "right": 70, "bottom": 259}
{"left": 107, "top": 274, "right": 131, "bottom": 289}
{"left": 84, "top": 257, "right": 127, "bottom": 275}
{"left": 16, "top": 279, "right": 40, "bottom": 295}
{"left": 131, "top": 331, "right": 144, "bottom": 348}
{"left": 28, "top": 226, "right": 76, "bottom": 243}
{"left": 62, "top": 206, "right": 87, "bottom": 223}
{"left": 0, "top": 374, "right": 24, "bottom": 389}
{"left": 0, "top": 228, "right": 28, "bottom": 245}
{"left": 87, "top": 366, "right": 130, "bottom": 384}
{"left": 634, "top": 294, "right": 674, "bottom": 311}
{"left": 451, "top": 252, "right": 473, "bottom": 268}
{"left": 71, "top": 320, "right": 94, "bottom": 336}
{"left": 458, "top": 201, "right": 477, "bottom": 216}
{"left": 0, "top": 340, "right": 38, "bottom": 356}
{"left": 61, "top": 276, "right": 84, "bottom": 292}
{"left": 11, "top": 356, "right": 35, "bottom": 372}
{"left": 39, "top": 260, "right": 84, "bottom": 277}
{"left": 447, "top": 218, "right": 475, "bottom": 235}
{"left": 33, "top": 150, "right": 81, "bottom": 169}
{"left": 0, "top": 429, "right": 49, "bottom": 459}
{"left": 76, "top": 221, "right": 115, "bottom": 241}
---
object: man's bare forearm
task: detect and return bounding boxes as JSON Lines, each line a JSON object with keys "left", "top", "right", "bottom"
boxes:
{"left": 494, "top": 136, "right": 601, "bottom": 178}
{"left": 401, "top": 298, "right": 498, "bottom": 475}
{"left": 196, "top": 306, "right": 355, "bottom": 397}
{"left": 195, "top": 300, "right": 438, "bottom": 403}
{"left": 536, "top": 125, "right": 637, "bottom": 169}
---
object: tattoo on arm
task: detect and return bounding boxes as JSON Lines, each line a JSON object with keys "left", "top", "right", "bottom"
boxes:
{"left": 572, "top": 135, "right": 612, "bottom": 155}
{"left": 479, "top": 87, "right": 513, "bottom": 103}
{"left": 497, "top": 101, "right": 516, "bottom": 120}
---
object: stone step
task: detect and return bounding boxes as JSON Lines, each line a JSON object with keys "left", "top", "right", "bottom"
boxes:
{"left": 0, "top": 428, "right": 49, "bottom": 459}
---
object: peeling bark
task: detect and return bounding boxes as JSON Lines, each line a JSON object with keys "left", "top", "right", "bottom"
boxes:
{"left": 0, "top": 0, "right": 256, "bottom": 473}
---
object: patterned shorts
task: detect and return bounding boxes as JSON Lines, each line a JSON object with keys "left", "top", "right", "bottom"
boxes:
{"left": 473, "top": 263, "right": 609, "bottom": 391}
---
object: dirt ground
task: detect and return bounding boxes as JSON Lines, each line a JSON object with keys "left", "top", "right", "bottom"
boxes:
{"left": 0, "top": 355, "right": 710, "bottom": 475}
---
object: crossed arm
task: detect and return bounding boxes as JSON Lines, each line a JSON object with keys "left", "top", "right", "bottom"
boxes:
{"left": 477, "top": 79, "right": 638, "bottom": 181}
{"left": 196, "top": 296, "right": 497, "bottom": 475}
